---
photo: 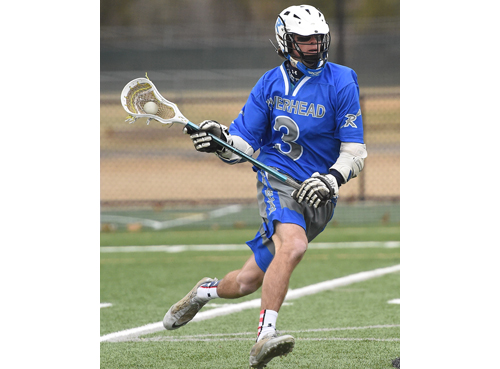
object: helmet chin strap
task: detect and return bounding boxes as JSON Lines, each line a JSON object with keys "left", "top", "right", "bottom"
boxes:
{"left": 289, "top": 57, "right": 299, "bottom": 67}
{"left": 288, "top": 56, "right": 325, "bottom": 77}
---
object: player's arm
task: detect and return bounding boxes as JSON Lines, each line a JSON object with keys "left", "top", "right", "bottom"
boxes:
{"left": 184, "top": 120, "right": 254, "bottom": 164}
{"left": 184, "top": 81, "right": 269, "bottom": 164}
{"left": 329, "top": 142, "right": 367, "bottom": 184}
{"left": 331, "top": 78, "right": 366, "bottom": 184}
{"left": 292, "top": 142, "right": 367, "bottom": 208}
{"left": 293, "top": 74, "right": 367, "bottom": 208}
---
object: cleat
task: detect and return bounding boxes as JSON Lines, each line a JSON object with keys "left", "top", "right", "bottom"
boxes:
{"left": 163, "top": 277, "right": 217, "bottom": 330}
{"left": 249, "top": 332, "right": 295, "bottom": 368}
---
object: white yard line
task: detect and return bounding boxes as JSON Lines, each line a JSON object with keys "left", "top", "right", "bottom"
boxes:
{"left": 100, "top": 264, "right": 400, "bottom": 342}
{"left": 100, "top": 303, "right": 113, "bottom": 308}
{"left": 141, "top": 324, "right": 400, "bottom": 340}
{"left": 100, "top": 205, "right": 242, "bottom": 230}
{"left": 100, "top": 241, "right": 400, "bottom": 253}
{"left": 285, "top": 324, "right": 400, "bottom": 334}
{"left": 205, "top": 302, "right": 293, "bottom": 308}
{"left": 131, "top": 336, "right": 400, "bottom": 342}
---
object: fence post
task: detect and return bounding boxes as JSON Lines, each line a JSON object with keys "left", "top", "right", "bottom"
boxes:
{"left": 335, "top": 0, "right": 346, "bottom": 66}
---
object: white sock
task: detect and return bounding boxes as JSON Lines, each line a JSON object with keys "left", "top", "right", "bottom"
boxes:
{"left": 196, "top": 279, "right": 220, "bottom": 301}
{"left": 257, "top": 309, "right": 278, "bottom": 342}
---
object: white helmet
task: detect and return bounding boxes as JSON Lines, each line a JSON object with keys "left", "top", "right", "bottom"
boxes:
{"left": 275, "top": 5, "right": 331, "bottom": 77}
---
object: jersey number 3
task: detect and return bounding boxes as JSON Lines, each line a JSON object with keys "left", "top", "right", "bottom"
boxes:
{"left": 273, "top": 116, "right": 303, "bottom": 161}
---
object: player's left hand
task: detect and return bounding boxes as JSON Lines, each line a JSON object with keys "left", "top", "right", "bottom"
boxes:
{"left": 292, "top": 172, "right": 339, "bottom": 208}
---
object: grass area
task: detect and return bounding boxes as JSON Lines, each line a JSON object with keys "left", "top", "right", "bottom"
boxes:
{"left": 100, "top": 224, "right": 400, "bottom": 246}
{"left": 101, "top": 225, "right": 400, "bottom": 368}
{"left": 101, "top": 334, "right": 399, "bottom": 369}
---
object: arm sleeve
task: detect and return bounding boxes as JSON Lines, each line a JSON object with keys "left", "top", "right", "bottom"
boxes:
{"left": 330, "top": 71, "right": 366, "bottom": 183}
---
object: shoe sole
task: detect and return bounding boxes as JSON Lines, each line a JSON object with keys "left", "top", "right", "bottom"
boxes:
{"left": 163, "top": 277, "right": 214, "bottom": 330}
{"left": 249, "top": 335, "right": 295, "bottom": 368}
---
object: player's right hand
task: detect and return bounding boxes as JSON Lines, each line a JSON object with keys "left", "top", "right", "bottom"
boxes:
{"left": 292, "top": 172, "right": 339, "bottom": 208}
{"left": 183, "top": 120, "right": 230, "bottom": 153}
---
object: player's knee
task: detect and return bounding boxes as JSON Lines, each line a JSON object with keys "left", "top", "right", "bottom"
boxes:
{"left": 278, "top": 239, "right": 308, "bottom": 263}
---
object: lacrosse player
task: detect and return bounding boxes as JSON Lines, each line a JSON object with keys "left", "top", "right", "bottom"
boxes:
{"left": 163, "top": 5, "right": 367, "bottom": 368}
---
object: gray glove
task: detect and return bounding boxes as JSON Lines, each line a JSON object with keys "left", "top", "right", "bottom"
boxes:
{"left": 292, "top": 172, "right": 339, "bottom": 208}
{"left": 183, "top": 120, "right": 231, "bottom": 153}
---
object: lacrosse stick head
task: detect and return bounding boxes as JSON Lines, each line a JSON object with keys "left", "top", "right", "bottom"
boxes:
{"left": 121, "top": 78, "right": 189, "bottom": 126}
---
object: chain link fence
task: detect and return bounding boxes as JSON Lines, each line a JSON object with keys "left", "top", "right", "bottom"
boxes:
{"left": 100, "top": 16, "right": 399, "bottom": 231}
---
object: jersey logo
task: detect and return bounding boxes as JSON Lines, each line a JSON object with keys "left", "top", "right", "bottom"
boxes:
{"left": 342, "top": 109, "right": 361, "bottom": 128}
{"left": 265, "top": 188, "right": 276, "bottom": 214}
{"left": 307, "top": 69, "right": 323, "bottom": 77}
{"left": 271, "top": 95, "right": 325, "bottom": 118}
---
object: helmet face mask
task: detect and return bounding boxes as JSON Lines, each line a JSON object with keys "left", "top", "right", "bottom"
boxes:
{"left": 275, "top": 5, "right": 331, "bottom": 76}
{"left": 284, "top": 32, "right": 331, "bottom": 68}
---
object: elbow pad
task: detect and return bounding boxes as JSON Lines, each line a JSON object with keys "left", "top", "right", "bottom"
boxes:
{"left": 330, "top": 142, "right": 367, "bottom": 184}
{"left": 215, "top": 135, "right": 254, "bottom": 164}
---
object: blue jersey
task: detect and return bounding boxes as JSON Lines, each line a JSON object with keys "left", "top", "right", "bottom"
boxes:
{"left": 229, "top": 61, "right": 364, "bottom": 182}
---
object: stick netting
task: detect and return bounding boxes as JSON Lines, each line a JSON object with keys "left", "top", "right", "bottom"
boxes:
{"left": 125, "top": 83, "right": 175, "bottom": 120}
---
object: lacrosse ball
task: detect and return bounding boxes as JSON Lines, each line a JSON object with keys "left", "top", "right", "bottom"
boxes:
{"left": 144, "top": 101, "right": 159, "bottom": 114}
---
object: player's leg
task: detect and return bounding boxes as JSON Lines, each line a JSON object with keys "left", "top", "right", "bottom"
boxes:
{"left": 249, "top": 222, "right": 305, "bottom": 368}
{"left": 260, "top": 222, "right": 308, "bottom": 312}
{"left": 248, "top": 169, "right": 335, "bottom": 367}
{"left": 217, "top": 254, "right": 265, "bottom": 298}
{"left": 163, "top": 254, "right": 264, "bottom": 330}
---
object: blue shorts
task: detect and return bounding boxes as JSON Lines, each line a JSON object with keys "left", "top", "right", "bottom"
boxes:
{"left": 247, "top": 170, "right": 336, "bottom": 272}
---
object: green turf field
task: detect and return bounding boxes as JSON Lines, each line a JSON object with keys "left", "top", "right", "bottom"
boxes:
{"left": 101, "top": 226, "right": 400, "bottom": 368}
{"left": 100, "top": 224, "right": 400, "bottom": 246}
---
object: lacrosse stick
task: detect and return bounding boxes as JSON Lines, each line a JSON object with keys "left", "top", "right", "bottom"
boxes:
{"left": 121, "top": 77, "right": 302, "bottom": 190}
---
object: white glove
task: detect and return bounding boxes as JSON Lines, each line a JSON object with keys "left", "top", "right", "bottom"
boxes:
{"left": 292, "top": 172, "right": 339, "bottom": 208}
{"left": 183, "top": 120, "right": 231, "bottom": 153}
